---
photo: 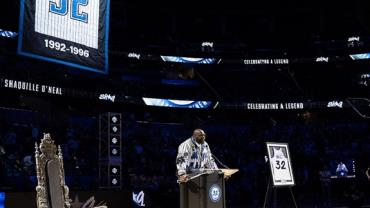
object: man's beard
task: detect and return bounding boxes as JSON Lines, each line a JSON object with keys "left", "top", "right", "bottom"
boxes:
{"left": 196, "top": 138, "right": 205, "bottom": 144}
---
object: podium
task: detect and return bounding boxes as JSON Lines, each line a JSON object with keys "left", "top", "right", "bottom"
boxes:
{"left": 180, "top": 169, "right": 238, "bottom": 208}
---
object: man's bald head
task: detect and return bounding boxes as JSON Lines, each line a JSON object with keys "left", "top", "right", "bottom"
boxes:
{"left": 193, "top": 129, "right": 206, "bottom": 144}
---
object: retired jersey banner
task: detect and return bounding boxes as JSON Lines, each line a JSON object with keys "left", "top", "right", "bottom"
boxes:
{"left": 18, "top": 0, "right": 110, "bottom": 73}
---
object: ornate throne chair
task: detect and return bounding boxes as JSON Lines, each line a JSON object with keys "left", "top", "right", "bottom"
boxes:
{"left": 35, "top": 133, "right": 71, "bottom": 208}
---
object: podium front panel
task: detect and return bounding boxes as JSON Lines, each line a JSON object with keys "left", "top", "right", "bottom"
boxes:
{"left": 204, "top": 173, "right": 225, "bottom": 208}
{"left": 180, "top": 176, "right": 202, "bottom": 208}
{"left": 180, "top": 172, "right": 225, "bottom": 208}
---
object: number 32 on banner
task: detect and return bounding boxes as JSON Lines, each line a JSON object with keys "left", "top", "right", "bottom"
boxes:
{"left": 49, "top": 0, "right": 89, "bottom": 23}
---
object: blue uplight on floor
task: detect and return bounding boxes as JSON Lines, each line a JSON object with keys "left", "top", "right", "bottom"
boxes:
{"left": 0, "top": 192, "right": 4, "bottom": 208}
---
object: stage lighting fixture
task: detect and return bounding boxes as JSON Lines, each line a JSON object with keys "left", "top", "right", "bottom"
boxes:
{"left": 111, "top": 116, "right": 118, "bottom": 123}
{"left": 111, "top": 137, "right": 118, "bottom": 144}
{"left": 110, "top": 147, "right": 121, "bottom": 157}
{"left": 361, "top": 74, "right": 370, "bottom": 79}
{"left": 112, "top": 178, "right": 118, "bottom": 185}
{"left": 112, "top": 126, "right": 118, "bottom": 133}
{"left": 112, "top": 167, "right": 118, "bottom": 174}
{"left": 111, "top": 148, "right": 118, "bottom": 155}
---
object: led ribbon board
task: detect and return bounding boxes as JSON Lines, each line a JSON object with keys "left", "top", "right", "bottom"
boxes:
{"left": 349, "top": 53, "right": 370, "bottom": 60}
{"left": 0, "top": 29, "right": 18, "bottom": 38}
{"left": 160, "top": 56, "right": 217, "bottom": 64}
{"left": 18, "top": 0, "right": 110, "bottom": 73}
{"left": 142, "top": 98, "right": 212, "bottom": 109}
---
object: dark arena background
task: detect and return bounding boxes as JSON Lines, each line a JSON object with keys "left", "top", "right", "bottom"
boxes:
{"left": 1, "top": 0, "right": 370, "bottom": 207}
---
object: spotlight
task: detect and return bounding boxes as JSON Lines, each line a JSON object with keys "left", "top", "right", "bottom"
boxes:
{"left": 110, "top": 165, "right": 120, "bottom": 174}
{"left": 111, "top": 137, "right": 118, "bottom": 144}
{"left": 111, "top": 148, "right": 118, "bottom": 155}
{"left": 110, "top": 147, "right": 121, "bottom": 157}
{"left": 112, "top": 167, "right": 118, "bottom": 174}
{"left": 111, "top": 116, "right": 118, "bottom": 123}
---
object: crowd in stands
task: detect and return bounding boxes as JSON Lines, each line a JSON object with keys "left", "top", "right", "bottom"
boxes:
{"left": 0, "top": 108, "right": 98, "bottom": 190}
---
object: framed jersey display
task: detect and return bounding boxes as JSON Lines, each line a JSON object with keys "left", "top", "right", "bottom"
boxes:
{"left": 266, "top": 142, "right": 295, "bottom": 186}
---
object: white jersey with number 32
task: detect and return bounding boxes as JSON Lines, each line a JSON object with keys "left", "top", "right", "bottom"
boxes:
{"left": 271, "top": 147, "right": 291, "bottom": 181}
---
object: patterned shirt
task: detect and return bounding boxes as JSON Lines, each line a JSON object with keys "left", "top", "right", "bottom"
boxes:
{"left": 176, "top": 137, "right": 218, "bottom": 176}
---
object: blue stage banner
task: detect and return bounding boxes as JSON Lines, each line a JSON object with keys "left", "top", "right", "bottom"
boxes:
{"left": 18, "top": 0, "right": 110, "bottom": 73}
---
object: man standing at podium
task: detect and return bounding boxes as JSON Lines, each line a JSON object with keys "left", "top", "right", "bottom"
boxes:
{"left": 176, "top": 129, "right": 218, "bottom": 183}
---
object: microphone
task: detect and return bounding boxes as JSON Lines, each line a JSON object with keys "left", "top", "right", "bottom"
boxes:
{"left": 211, "top": 153, "right": 230, "bottom": 169}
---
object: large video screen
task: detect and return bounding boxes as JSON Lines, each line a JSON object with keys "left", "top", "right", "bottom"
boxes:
{"left": 18, "top": 0, "right": 110, "bottom": 73}
{"left": 330, "top": 159, "right": 356, "bottom": 178}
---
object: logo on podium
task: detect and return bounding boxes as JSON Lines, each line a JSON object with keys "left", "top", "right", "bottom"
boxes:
{"left": 209, "top": 184, "right": 221, "bottom": 202}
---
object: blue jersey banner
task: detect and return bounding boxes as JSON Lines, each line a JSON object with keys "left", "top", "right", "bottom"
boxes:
{"left": 18, "top": 0, "right": 110, "bottom": 73}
